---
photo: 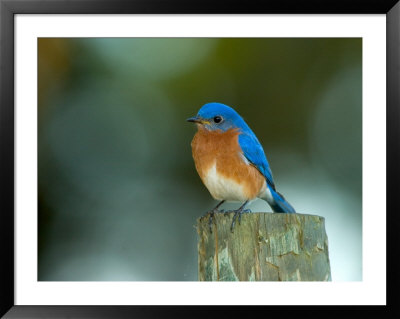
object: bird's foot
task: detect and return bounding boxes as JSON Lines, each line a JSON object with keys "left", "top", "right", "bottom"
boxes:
{"left": 205, "top": 208, "right": 225, "bottom": 233}
{"left": 202, "top": 200, "right": 226, "bottom": 233}
{"left": 223, "top": 208, "right": 251, "bottom": 232}
{"left": 230, "top": 208, "right": 251, "bottom": 232}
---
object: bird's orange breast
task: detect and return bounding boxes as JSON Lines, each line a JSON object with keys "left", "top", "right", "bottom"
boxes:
{"left": 191, "top": 126, "right": 266, "bottom": 201}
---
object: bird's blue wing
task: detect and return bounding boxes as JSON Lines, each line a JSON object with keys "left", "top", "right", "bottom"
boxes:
{"left": 238, "top": 132, "right": 276, "bottom": 190}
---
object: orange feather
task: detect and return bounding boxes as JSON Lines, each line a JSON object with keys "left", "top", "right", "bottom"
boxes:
{"left": 191, "top": 126, "right": 266, "bottom": 200}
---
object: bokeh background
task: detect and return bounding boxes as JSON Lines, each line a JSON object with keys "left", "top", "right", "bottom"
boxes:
{"left": 38, "top": 38, "right": 362, "bottom": 281}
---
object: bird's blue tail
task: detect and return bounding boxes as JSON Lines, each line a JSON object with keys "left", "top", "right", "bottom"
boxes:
{"left": 266, "top": 187, "right": 296, "bottom": 214}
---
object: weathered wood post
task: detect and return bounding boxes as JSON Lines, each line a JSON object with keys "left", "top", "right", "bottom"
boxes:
{"left": 197, "top": 213, "right": 331, "bottom": 281}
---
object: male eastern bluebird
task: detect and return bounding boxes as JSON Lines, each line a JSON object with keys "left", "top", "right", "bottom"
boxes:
{"left": 187, "top": 102, "right": 296, "bottom": 232}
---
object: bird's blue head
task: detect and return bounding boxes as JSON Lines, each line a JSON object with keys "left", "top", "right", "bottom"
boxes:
{"left": 187, "top": 102, "right": 250, "bottom": 133}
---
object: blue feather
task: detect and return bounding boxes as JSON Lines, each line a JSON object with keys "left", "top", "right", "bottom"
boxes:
{"left": 238, "top": 131, "right": 296, "bottom": 213}
{"left": 238, "top": 132, "right": 275, "bottom": 190}
{"left": 269, "top": 187, "right": 296, "bottom": 213}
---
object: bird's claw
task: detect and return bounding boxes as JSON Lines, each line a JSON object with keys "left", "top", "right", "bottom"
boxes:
{"left": 206, "top": 209, "right": 224, "bottom": 233}
{"left": 229, "top": 208, "right": 251, "bottom": 232}
{"left": 204, "top": 203, "right": 251, "bottom": 233}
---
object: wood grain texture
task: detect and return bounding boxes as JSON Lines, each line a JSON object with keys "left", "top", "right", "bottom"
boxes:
{"left": 197, "top": 213, "right": 331, "bottom": 281}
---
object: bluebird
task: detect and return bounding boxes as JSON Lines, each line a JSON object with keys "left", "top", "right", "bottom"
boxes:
{"left": 187, "top": 102, "right": 296, "bottom": 232}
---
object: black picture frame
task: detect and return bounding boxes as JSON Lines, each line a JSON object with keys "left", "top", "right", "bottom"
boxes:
{"left": 1, "top": 0, "right": 398, "bottom": 317}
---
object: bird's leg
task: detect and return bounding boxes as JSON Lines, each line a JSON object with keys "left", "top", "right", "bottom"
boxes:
{"left": 229, "top": 201, "right": 250, "bottom": 232}
{"left": 206, "top": 200, "right": 225, "bottom": 233}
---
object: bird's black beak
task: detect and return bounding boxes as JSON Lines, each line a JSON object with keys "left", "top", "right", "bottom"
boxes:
{"left": 186, "top": 116, "right": 202, "bottom": 123}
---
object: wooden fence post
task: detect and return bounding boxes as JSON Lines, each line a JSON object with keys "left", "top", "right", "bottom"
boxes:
{"left": 197, "top": 212, "right": 331, "bottom": 281}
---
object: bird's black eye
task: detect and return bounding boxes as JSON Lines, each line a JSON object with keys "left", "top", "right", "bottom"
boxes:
{"left": 213, "top": 116, "right": 223, "bottom": 123}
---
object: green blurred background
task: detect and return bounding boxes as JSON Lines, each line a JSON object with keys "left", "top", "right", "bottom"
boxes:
{"left": 38, "top": 38, "right": 362, "bottom": 281}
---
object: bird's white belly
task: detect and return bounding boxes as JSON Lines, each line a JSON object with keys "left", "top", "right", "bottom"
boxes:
{"left": 203, "top": 163, "right": 248, "bottom": 202}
